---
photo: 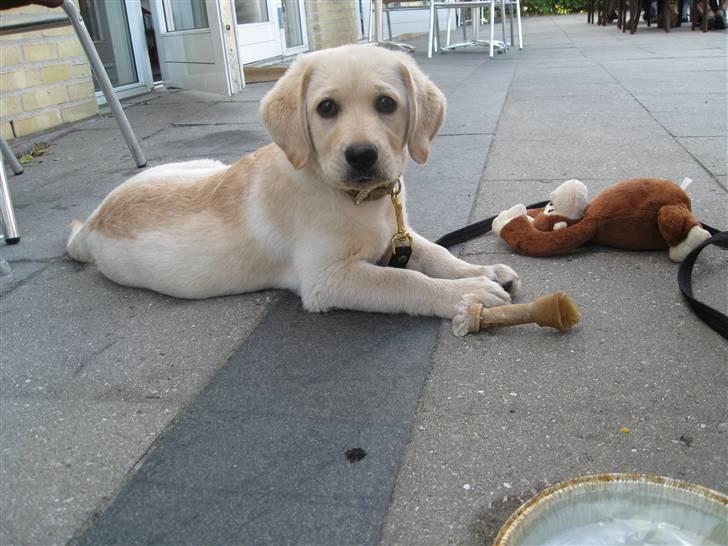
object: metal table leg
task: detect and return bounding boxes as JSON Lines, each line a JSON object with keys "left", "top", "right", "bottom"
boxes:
{"left": 371, "top": 0, "right": 416, "bottom": 52}
{"left": 438, "top": 4, "right": 507, "bottom": 57}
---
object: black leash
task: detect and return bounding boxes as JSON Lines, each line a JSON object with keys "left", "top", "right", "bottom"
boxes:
{"left": 677, "top": 226, "right": 728, "bottom": 340}
{"left": 434, "top": 201, "right": 549, "bottom": 248}
{"left": 435, "top": 205, "right": 728, "bottom": 340}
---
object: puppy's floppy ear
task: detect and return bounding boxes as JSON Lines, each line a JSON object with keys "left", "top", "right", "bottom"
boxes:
{"left": 399, "top": 59, "right": 446, "bottom": 164}
{"left": 259, "top": 56, "right": 312, "bottom": 169}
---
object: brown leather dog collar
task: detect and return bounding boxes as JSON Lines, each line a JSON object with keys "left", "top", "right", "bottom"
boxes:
{"left": 345, "top": 181, "right": 397, "bottom": 205}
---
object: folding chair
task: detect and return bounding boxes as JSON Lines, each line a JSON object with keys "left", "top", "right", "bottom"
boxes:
{"left": 0, "top": 0, "right": 147, "bottom": 243}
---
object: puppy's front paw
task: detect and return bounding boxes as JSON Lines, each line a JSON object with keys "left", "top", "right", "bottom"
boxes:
{"left": 492, "top": 204, "right": 527, "bottom": 236}
{"left": 456, "top": 276, "right": 511, "bottom": 310}
{"left": 480, "top": 263, "right": 521, "bottom": 295}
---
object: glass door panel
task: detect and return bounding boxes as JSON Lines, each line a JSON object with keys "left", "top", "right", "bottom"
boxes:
{"left": 236, "top": 0, "right": 269, "bottom": 24}
{"left": 281, "top": 0, "right": 303, "bottom": 47}
{"left": 162, "top": 0, "right": 209, "bottom": 31}
{"left": 79, "top": 0, "right": 138, "bottom": 89}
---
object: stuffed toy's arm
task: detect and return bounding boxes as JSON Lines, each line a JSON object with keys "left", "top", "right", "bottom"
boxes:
{"left": 499, "top": 215, "right": 599, "bottom": 257}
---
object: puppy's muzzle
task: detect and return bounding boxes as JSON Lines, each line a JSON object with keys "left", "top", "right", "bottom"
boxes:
{"left": 345, "top": 143, "right": 379, "bottom": 175}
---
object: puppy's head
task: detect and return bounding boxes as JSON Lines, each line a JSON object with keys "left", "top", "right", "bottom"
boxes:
{"left": 260, "top": 45, "right": 446, "bottom": 192}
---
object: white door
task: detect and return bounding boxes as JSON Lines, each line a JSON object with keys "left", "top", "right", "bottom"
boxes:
{"left": 150, "top": 0, "right": 241, "bottom": 95}
{"left": 279, "top": 0, "right": 308, "bottom": 56}
{"left": 235, "top": 0, "right": 282, "bottom": 64}
{"left": 235, "top": 0, "right": 308, "bottom": 65}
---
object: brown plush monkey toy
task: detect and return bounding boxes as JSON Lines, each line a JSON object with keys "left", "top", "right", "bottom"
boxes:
{"left": 492, "top": 178, "right": 711, "bottom": 262}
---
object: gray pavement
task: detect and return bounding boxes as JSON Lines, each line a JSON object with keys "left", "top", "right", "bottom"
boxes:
{"left": 1, "top": 14, "right": 726, "bottom": 546}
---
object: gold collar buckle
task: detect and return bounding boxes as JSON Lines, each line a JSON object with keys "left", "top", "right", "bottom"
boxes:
{"left": 389, "top": 176, "right": 413, "bottom": 264}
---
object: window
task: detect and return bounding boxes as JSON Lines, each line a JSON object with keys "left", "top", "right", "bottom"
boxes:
{"left": 235, "top": 0, "right": 269, "bottom": 24}
{"left": 162, "top": 0, "right": 209, "bottom": 31}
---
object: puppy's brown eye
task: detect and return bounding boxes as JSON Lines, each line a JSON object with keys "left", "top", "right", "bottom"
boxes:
{"left": 376, "top": 95, "right": 397, "bottom": 114}
{"left": 317, "top": 99, "right": 337, "bottom": 118}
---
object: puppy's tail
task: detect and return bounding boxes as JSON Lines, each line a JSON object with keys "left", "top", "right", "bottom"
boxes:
{"left": 66, "top": 220, "right": 93, "bottom": 263}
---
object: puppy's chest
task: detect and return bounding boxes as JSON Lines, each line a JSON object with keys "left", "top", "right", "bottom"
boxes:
{"left": 350, "top": 205, "right": 398, "bottom": 264}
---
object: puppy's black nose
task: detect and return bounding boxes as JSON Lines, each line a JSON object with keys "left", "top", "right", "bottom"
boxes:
{"left": 345, "top": 144, "right": 378, "bottom": 172}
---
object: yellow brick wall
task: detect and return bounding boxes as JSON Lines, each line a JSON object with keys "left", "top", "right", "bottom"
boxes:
{"left": 305, "top": 0, "right": 359, "bottom": 51}
{"left": 0, "top": 5, "right": 97, "bottom": 141}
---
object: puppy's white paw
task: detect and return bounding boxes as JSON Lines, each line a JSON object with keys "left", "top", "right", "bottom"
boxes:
{"left": 493, "top": 204, "right": 527, "bottom": 236}
{"left": 453, "top": 276, "right": 511, "bottom": 312}
{"left": 480, "top": 263, "right": 521, "bottom": 295}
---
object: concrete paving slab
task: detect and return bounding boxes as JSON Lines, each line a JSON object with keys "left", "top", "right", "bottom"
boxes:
{"left": 439, "top": 65, "right": 512, "bottom": 135}
{"left": 0, "top": 255, "right": 274, "bottom": 542}
{"left": 139, "top": 124, "right": 272, "bottom": 164}
{"left": 512, "top": 65, "right": 616, "bottom": 86}
{"left": 381, "top": 249, "right": 727, "bottom": 545}
{"left": 507, "top": 80, "right": 632, "bottom": 98}
{"left": 0, "top": 259, "right": 47, "bottom": 297}
{"left": 600, "top": 56, "right": 726, "bottom": 73}
{"left": 505, "top": 93, "right": 646, "bottom": 114}
{"left": 650, "top": 110, "right": 727, "bottom": 137}
{"left": 1, "top": 266, "right": 274, "bottom": 544}
{"left": 381, "top": 15, "right": 727, "bottom": 546}
{"left": 484, "top": 133, "right": 706, "bottom": 181}
{"left": 1, "top": 397, "right": 178, "bottom": 546}
{"left": 678, "top": 136, "right": 728, "bottom": 177}
{"left": 614, "top": 70, "right": 726, "bottom": 95}
{"left": 495, "top": 110, "right": 664, "bottom": 140}
{"left": 405, "top": 134, "right": 493, "bottom": 241}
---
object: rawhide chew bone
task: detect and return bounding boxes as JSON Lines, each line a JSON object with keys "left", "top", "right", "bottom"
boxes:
{"left": 452, "top": 292, "right": 581, "bottom": 336}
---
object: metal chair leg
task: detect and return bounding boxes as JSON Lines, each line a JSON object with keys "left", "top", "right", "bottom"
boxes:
{"left": 369, "top": 0, "right": 375, "bottom": 41}
{"left": 509, "top": 2, "right": 514, "bottom": 46}
{"left": 462, "top": 6, "right": 467, "bottom": 40}
{"left": 500, "top": 0, "right": 507, "bottom": 46}
{"left": 428, "top": 1, "right": 436, "bottom": 57}
{"left": 0, "top": 161, "right": 20, "bottom": 244}
{"left": 60, "top": 0, "right": 146, "bottom": 168}
{"left": 489, "top": 0, "right": 496, "bottom": 56}
{"left": 0, "top": 136, "right": 23, "bottom": 175}
{"left": 446, "top": 4, "right": 453, "bottom": 47}
{"left": 0, "top": 136, "right": 23, "bottom": 174}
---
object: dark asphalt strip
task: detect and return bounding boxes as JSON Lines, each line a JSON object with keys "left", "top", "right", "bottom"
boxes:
{"left": 75, "top": 294, "right": 440, "bottom": 545}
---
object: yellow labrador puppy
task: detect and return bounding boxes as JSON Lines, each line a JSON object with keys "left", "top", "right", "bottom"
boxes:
{"left": 67, "top": 45, "right": 519, "bottom": 318}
